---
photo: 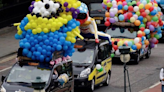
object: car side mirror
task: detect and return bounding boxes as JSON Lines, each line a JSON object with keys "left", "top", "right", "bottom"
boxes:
{"left": 1, "top": 75, "right": 6, "bottom": 82}
{"left": 96, "top": 59, "right": 102, "bottom": 64}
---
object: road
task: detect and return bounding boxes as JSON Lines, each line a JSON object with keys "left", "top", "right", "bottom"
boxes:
{"left": 0, "top": 44, "right": 164, "bottom": 92}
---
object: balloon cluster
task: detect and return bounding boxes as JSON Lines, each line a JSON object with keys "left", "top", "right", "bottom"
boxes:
{"left": 15, "top": 0, "right": 83, "bottom": 62}
{"left": 102, "top": 0, "right": 163, "bottom": 50}
{"left": 96, "top": 64, "right": 103, "bottom": 72}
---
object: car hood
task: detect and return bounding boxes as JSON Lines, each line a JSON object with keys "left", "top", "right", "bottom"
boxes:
{"left": 2, "top": 82, "right": 35, "bottom": 92}
{"left": 73, "top": 64, "right": 90, "bottom": 75}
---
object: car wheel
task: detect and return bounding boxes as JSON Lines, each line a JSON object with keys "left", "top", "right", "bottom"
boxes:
{"left": 134, "top": 53, "right": 140, "bottom": 64}
{"left": 145, "top": 47, "right": 151, "bottom": 59}
{"left": 103, "top": 72, "right": 111, "bottom": 86}
{"left": 88, "top": 79, "right": 95, "bottom": 92}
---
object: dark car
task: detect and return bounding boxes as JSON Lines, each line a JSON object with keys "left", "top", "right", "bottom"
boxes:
{"left": 72, "top": 39, "right": 112, "bottom": 91}
{"left": 0, "top": 0, "right": 32, "bottom": 28}
{"left": 89, "top": 3, "right": 106, "bottom": 31}
{"left": 0, "top": 60, "right": 73, "bottom": 92}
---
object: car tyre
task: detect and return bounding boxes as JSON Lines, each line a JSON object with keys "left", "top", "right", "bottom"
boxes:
{"left": 145, "top": 47, "right": 151, "bottom": 59}
{"left": 103, "top": 72, "right": 111, "bottom": 86}
{"left": 88, "top": 79, "right": 95, "bottom": 92}
{"left": 134, "top": 53, "right": 140, "bottom": 64}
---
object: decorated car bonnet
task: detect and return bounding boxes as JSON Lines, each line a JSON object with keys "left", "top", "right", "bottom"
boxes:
{"left": 102, "top": 0, "right": 163, "bottom": 55}
{"left": 14, "top": 0, "right": 84, "bottom": 63}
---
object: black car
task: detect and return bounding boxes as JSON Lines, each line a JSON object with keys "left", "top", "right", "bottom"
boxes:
{"left": 0, "top": 60, "right": 73, "bottom": 92}
{"left": 89, "top": 3, "right": 106, "bottom": 31}
{"left": 72, "top": 39, "right": 112, "bottom": 91}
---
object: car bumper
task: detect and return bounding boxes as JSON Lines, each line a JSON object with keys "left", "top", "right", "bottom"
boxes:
{"left": 74, "top": 77, "right": 91, "bottom": 88}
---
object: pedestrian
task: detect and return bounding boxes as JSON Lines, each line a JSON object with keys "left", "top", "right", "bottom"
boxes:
{"left": 160, "top": 68, "right": 164, "bottom": 92}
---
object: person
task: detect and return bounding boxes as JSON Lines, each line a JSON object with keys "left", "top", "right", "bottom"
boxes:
{"left": 160, "top": 68, "right": 164, "bottom": 92}
{"left": 76, "top": 2, "right": 111, "bottom": 43}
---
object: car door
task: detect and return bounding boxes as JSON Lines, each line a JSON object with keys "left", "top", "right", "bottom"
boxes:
{"left": 95, "top": 45, "right": 107, "bottom": 85}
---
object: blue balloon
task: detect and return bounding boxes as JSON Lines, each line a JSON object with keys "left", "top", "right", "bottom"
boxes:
{"left": 138, "top": 16, "right": 143, "bottom": 21}
{"left": 42, "top": 49, "right": 47, "bottom": 55}
{"left": 22, "top": 31, "right": 26, "bottom": 36}
{"left": 23, "top": 38, "right": 27, "bottom": 43}
{"left": 27, "top": 29, "right": 32, "bottom": 34}
{"left": 63, "top": 27, "right": 68, "bottom": 33}
{"left": 63, "top": 46, "right": 68, "bottom": 50}
{"left": 49, "top": 37, "right": 53, "bottom": 42}
{"left": 35, "top": 44, "right": 40, "bottom": 48}
{"left": 36, "top": 52, "right": 41, "bottom": 56}
{"left": 158, "top": 7, "right": 161, "bottom": 12}
{"left": 24, "top": 42, "right": 31, "bottom": 49}
{"left": 51, "top": 48, "right": 55, "bottom": 52}
{"left": 119, "top": 15, "right": 124, "bottom": 21}
{"left": 71, "top": 23, "right": 77, "bottom": 29}
{"left": 128, "top": 41, "right": 132, "bottom": 46}
{"left": 63, "top": 33, "right": 67, "bottom": 38}
{"left": 144, "top": 29, "right": 150, "bottom": 34}
{"left": 43, "top": 35, "right": 48, "bottom": 39}
{"left": 15, "top": 34, "right": 20, "bottom": 39}
{"left": 37, "top": 47, "right": 42, "bottom": 52}
{"left": 72, "top": 49, "right": 75, "bottom": 53}
{"left": 23, "top": 17, "right": 29, "bottom": 23}
{"left": 76, "top": 21, "right": 80, "bottom": 26}
{"left": 49, "top": 32, "right": 54, "bottom": 37}
{"left": 21, "top": 21, "right": 26, "bottom": 26}
{"left": 46, "top": 46, "right": 52, "bottom": 51}
{"left": 141, "top": 37, "right": 144, "bottom": 41}
{"left": 45, "top": 57, "right": 51, "bottom": 62}
{"left": 26, "top": 35, "right": 30, "bottom": 39}
{"left": 54, "top": 35, "right": 59, "bottom": 39}
{"left": 40, "top": 55, "right": 45, "bottom": 62}
{"left": 53, "top": 31, "right": 58, "bottom": 35}
{"left": 67, "top": 26, "right": 72, "bottom": 31}
{"left": 159, "top": 33, "right": 162, "bottom": 38}
{"left": 124, "top": 5, "right": 128, "bottom": 10}
{"left": 46, "top": 51, "right": 51, "bottom": 56}
{"left": 67, "top": 41, "right": 71, "bottom": 46}
{"left": 34, "top": 39, "right": 39, "bottom": 44}
{"left": 57, "top": 41, "right": 62, "bottom": 45}
{"left": 58, "top": 32, "right": 63, "bottom": 37}
{"left": 44, "top": 40, "right": 49, "bottom": 45}
{"left": 150, "top": 10, "right": 157, "bottom": 16}
{"left": 118, "top": 4, "right": 123, "bottom": 10}
{"left": 30, "top": 47, "right": 35, "bottom": 52}
{"left": 40, "top": 32, "right": 45, "bottom": 36}
{"left": 30, "top": 37, "right": 34, "bottom": 42}
{"left": 19, "top": 42, "right": 24, "bottom": 48}
{"left": 31, "top": 42, "right": 35, "bottom": 47}
{"left": 132, "top": 45, "right": 137, "bottom": 50}
{"left": 56, "top": 45, "right": 62, "bottom": 51}
{"left": 59, "top": 37, "right": 65, "bottom": 43}
{"left": 32, "top": 56, "right": 35, "bottom": 60}
{"left": 68, "top": 21, "right": 73, "bottom": 26}
{"left": 23, "top": 49, "right": 29, "bottom": 55}
{"left": 27, "top": 51, "right": 32, "bottom": 58}
{"left": 38, "top": 36, "right": 43, "bottom": 41}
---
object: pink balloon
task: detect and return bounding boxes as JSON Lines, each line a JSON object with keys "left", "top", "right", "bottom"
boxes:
{"left": 113, "top": 4, "right": 118, "bottom": 8}
{"left": 137, "top": 2, "right": 140, "bottom": 5}
{"left": 124, "top": 14, "right": 127, "bottom": 20}
{"left": 147, "top": 22, "right": 151, "bottom": 27}
{"left": 122, "top": 1, "right": 127, "bottom": 6}
{"left": 107, "top": 0, "right": 110, "bottom": 3}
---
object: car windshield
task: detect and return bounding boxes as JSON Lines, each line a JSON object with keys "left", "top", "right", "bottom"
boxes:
{"left": 90, "top": 3, "right": 105, "bottom": 11}
{"left": 106, "top": 27, "right": 137, "bottom": 38}
{"left": 72, "top": 49, "right": 94, "bottom": 64}
{"left": 6, "top": 64, "right": 51, "bottom": 84}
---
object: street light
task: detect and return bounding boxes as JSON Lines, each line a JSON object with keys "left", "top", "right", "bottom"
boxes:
{"left": 119, "top": 46, "right": 131, "bottom": 92}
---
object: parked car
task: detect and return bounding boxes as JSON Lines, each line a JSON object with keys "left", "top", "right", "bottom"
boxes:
{"left": 89, "top": 3, "right": 106, "bottom": 31}
{"left": 72, "top": 39, "right": 112, "bottom": 91}
{"left": 106, "top": 26, "right": 151, "bottom": 64}
{"left": 0, "top": 59, "right": 74, "bottom": 92}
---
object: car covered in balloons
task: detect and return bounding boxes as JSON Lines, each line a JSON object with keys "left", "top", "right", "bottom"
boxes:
{"left": 0, "top": 58, "right": 74, "bottom": 92}
{"left": 72, "top": 39, "right": 112, "bottom": 91}
{"left": 106, "top": 25, "right": 151, "bottom": 64}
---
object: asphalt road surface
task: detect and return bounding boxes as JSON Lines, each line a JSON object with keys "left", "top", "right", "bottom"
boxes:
{"left": 0, "top": 44, "right": 164, "bottom": 92}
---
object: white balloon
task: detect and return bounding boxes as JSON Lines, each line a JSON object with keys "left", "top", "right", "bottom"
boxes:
{"left": 54, "top": 3, "right": 60, "bottom": 9}
{"left": 43, "top": 0, "right": 49, "bottom": 3}
{"left": 43, "top": 11, "right": 50, "bottom": 17}
{"left": 114, "top": 17, "right": 118, "bottom": 22}
{"left": 51, "top": 8, "right": 57, "bottom": 13}
{"left": 40, "top": 7, "right": 46, "bottom": 13}
{"left": 112, "top": 0, "right": 117, "bottom": 5}
{"left": 33, "top": 7, "right": 39, "bottom": 13}
{"left": 34, "top": 2, "right": 38, "bottom": 7}
{"left": 96, "top": 64, "right": 101, "bottom": 70}
{"left": 133, "top": 14, "right": 138, "bottom": 20}
{"left": 113, "top": 8, "right": 118, "bottom": 14}
{"left": 145, "top": 9, "right": 150, "bottom": 14}
{"left": 37, "top": 1, "right": 44, "bottom": 8}
{"left": 134, "top": 6, "right": 139, "bottom": 12}
{"left": 110, "top": 9, "right": 114, "bottom": 13}
{"left": 142, "top": 45, "right": 146, "bottom": 48}
{"left": 134, "top": 37, "right": 140, "bottom": 44}
{"left": 115, "top": 49, "right": 120, "bottom": 55}
{"left": 144, "top": 37, "right": 146, "bottom": 40}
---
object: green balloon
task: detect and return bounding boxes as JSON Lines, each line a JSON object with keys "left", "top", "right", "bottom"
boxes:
{"left": 148, "top": 34, "right": 150, "bottom": 39}
{"left": 139, "top": 24, "right": 145, "bottom": 28}
{"left": 152, "top": 16, "right": 158, "bottom": 22}
{"left": 136, "top": 11, "right": 140, "bottom": 16}
{"left": 154, "top": 34, "right": 160, "bottom": 39}
{"left": 98, "top": 67, "right": 103, "bottom": 72}
{"left": 128, "top": 2, "right": 132, "bottom": 6}
{"left": 143, "top": 18, "right": 147, "bottom": 23}
{"left": 111, "top": 53, "right": 115, "bottom": 58}
{"left": 107, "top": 3, "right": 112, "bottom": 7}
{"left": 132, "top": 1, "right": 136, "bottom": 5}
{"left": 131, "top": 40, "right": 135, "bottom": 45}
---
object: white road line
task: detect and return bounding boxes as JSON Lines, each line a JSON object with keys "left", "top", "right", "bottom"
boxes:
{"left": 149, "top": 82, "right": 161, "bottom": 88}
{"left": 0, "top": 67, "right": 11, "bottom": 73}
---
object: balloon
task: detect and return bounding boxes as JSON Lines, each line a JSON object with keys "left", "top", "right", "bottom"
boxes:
{"left": 122, "top": 1, "right": 127, "bottom": 6}
{"left": 134, "top": 20, "right": 141, "bottom": 26}
{"left": 144, "top": 29, "right": 150, "bottom": 34}
{"left": 150, "top": 10, "right": 157, "bottom": 16}
{"left": 144, "top": 40, "right": 149, "bottom": 46}
{"left": 118, "top": 4, "right": 123, "bottom": 10}
{"left": 96, "top": 64, "right": 102, "bottom": 70}
{"left": 111, "top": 53, "right": 115, "bottom": 58}
{"left": 113, "top": 45, "right": 118, "bottom": 51}
{"left": 130, "top": 17, "right": 135, "bottom": 23}
{"left": 128, "top": 41, "right": 133, "bottom": 46}
{"left": 105, "top": 12, "right": 110, "bottom": 17}
{"left": 115, "top": 49, "right": 120, "bottom": 55}
{"left": 145, "top": 9, "right": 150, "bottom": 14}
{"left": 138, "top": 16, "right": 143, "bottom": 21}
{"left": 134, "top": 37, "right": 140, "bottom": 43}
{"left": 110, "top": 12, "right": 115, "bottom": 17}
{"left": 128, "top": 6, "right": 133, "bottom": 11}
{"left": 145, "top": 4, "right": 150, "bottom": 9}
{"left": 118, "top": 41, "right": 123, "bottom": 47}
{"left": 137, "top": 33, "right": 143, "bottom": 37}
{"left": 139, "top": 4, "right": 144, "bottom": 9}
{"left": 149, "top": 25, "right": 154, "bottom": 31}
{"left": 149, "top": 7, "right": 154, "bottom": 12}
{"left": 135, "top": 43, "right": 142, "bottom": 49}
{"left": 132, "top": 45, "right": 137, "bottom": 50}
{"left": 141, "top": 12, "right": 147, "bottom": 17}
{"left": 119, "top": 15, "right": 124, "bottom": 21}
{"left": 133, "top": 14, "right": 138, "bottom": 19}
{"left": 105, "top": 21, "right": 110, "bottom": 26}
{"left": 110, "top": 18, "right": 116, "bottom": 23}
{"left": 152, "top": 16, "right": 158, "bottom": 22}
{"left": 136, "top": 11, "right": 140, "bottom": 16}
{"left": 127, "top": 12, "right": 133, "bottom": 19}
{"left": 124, "top": 5, "right": 128, "bottom": 10}
{"left": 107, "top": 2, "right": 112, "bottom": 7}
{"left": 139, "top": 24, "right": 145, "bottom": 28}
{"left": 134, "top": 6, "right": 139, "bottom": 12}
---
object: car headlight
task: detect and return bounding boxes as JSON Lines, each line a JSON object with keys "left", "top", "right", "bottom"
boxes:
{"left": 80, "top": 68, "right": 91, "bottom": 77}
{"left": 0, "top": 86, "right": 6, "bottom": 92}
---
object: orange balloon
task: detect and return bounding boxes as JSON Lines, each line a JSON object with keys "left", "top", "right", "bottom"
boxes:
{"left": 105, "top": 12, "right": 110, "bottom": 17}
{"left": 144, "top": 40, "right": 149, "bottom": 46}
{"left": 142, "top": 32, "right": 145, "bottom": 36}
{"left": 146, "top": 16, "right": 152, "bottom": 22}
{"left": 118, "top": 10, "right": 123, "bottom": 14}
{"left": 134, "top": 20, "right": 141, "bottom": 26}
{"left": 145, "top": 4, "right": 150, "bottom": 9}
{"left": 117, "top": 1, "right": 122, "bottom": 5}
{"left": 135, "top": 43, "right": 142, "bottom": 49}
{"left": 139, "top": 38, "right": 142, "bottom": 42}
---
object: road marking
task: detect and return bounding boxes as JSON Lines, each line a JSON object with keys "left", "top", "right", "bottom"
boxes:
{"left": 139, "top": 82, "right": 161, "bottom": 92}
{"left": 0, "top": 67, "right": 11, "bottom": 73}
{"left": 0, "top": 54, "right": 16, "bottom": 64}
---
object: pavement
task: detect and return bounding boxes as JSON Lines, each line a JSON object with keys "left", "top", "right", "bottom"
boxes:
{"left": 0, "top": 26, "right": 163, "bottom": 92}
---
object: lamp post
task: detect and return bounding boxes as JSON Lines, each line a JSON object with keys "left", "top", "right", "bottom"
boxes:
{"left": 119, "top": 46, "right": 131, "bottom": 92}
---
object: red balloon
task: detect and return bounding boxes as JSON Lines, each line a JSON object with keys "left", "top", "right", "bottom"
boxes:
{"left": 128, "top": 6, "right": 133, "bottom": 12}
{"left": 127, "top": 12, "right": 133, "bottom": 19}
{"left": 159, "top": 22, "right": 163, "bottom": 26}
{"left": 137, "top": 33, "right": 143, "bottom": 37}
{"left": 140, "top": 9, "right": 145, "bottom": 13}
{"left": 139, "top": 42, "right": 142, "bottom": 45}
{"left": 106, "top": 17, "right": 110, "bottom": 21}
{"left": 149, "top": 7, "right": 154, "bottom": 12}
{"left": 113, "top": 45, "right": 118, "bottom": 51}
{"left": 105, "top": 21, "right": 110, "bottom": 26}
{"left": 140, "top": 27, "right": 145, "bottom": 31}
{"left": 141, "top": 12, "right": 147, "bottom": 17}
{"left": 154, "top": 40, "right": 159, "bottom": 44}
{"left": 151, "top": 22, "right": 158, "bottom": 27}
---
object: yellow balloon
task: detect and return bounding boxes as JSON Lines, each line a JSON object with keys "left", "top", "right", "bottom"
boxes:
{"left": 71, "top": 38, "right": 76, "bottom": 43}
{"left": 36, "top": 28, "right": 42, "bottom": 33}
{"left": 77, "top": 1, "right": 81, "bottom": 7}
{"left": 117, "top": 41, "right": 123, "bottom": 47}
{"left": 66, "top": 15, "right": 72, "bottom": 21}
{"left": 43, "top": 18, "right": 48, "bottom": 24}
{"left": 26, "top": 14, "right": 32, "bottom": 21}
{"left": 139, "top": 4, "right": 144, "bottom": 9}
{"left": 32, "top": 15, "right": 37, "bottom": 20}
{"left": 32, "top": 29, "right": 37, "bottom": 34}
{"left": 47, "top": 24, "right": 52, "bottom": 29}
{"left": 66, "top": 37, "right": 72, "bottom": 41}
{"left": 41, "top": 23, "right": 46, "bottom": 29}
{"left": 63, "top": 19, "right": 68, "bottom": 24}
{"left": 51, "top": 28, "right": 56, "bottom": 32}
{"left": 49, "top": 19, "right": 53, "bottom": 24}
{"left": 67, "top": 4, "right": 72, "bottom": 8}
{"left": 58, "top": 22, "right": 63, "bottom": 28}
{"left": 51, "top": 22, "right": 56, "bottom": 27}
{"left": 73, "top": 3, "right": 78, "bottom": 8}
{"left": 24, "top": 26, "right": 28, "bottom": 30}
{"left": 148, "top": 3, "right": 152, "bottom": 7}
{"left": 37, "top": 17, "right": 43, "bottom": 23}
{"left": 154, "top": 3, "right": 158, "bottom": 7}
{"left": 17, "top": 30, "right": 22, "bottom": 35}
{"left": 43, "top": 28, "right": 49, "bottom": 33}
{"left": 137, "top": 31, "right": 142, "bottom": 34}
{"left": 31, "top": 22, "right": 37, "bottom": 29}
{"left": 67, "top": 32, "right": 73, "bottom": 37}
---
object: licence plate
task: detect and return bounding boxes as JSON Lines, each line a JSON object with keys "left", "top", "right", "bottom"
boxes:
{"left": 96, "top": 20, "right": 101, "bottom": 24}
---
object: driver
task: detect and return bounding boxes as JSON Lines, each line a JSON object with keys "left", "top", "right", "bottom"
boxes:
{"left": 76, "top": 2, "right": 111, "bottom": 43}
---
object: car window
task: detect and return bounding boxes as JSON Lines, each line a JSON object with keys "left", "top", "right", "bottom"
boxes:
{"left": 98, "top": 45, "right": 105, "bottom": 60}
{"left": 104, "top": 44, "right": 111, "bottom": 58}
